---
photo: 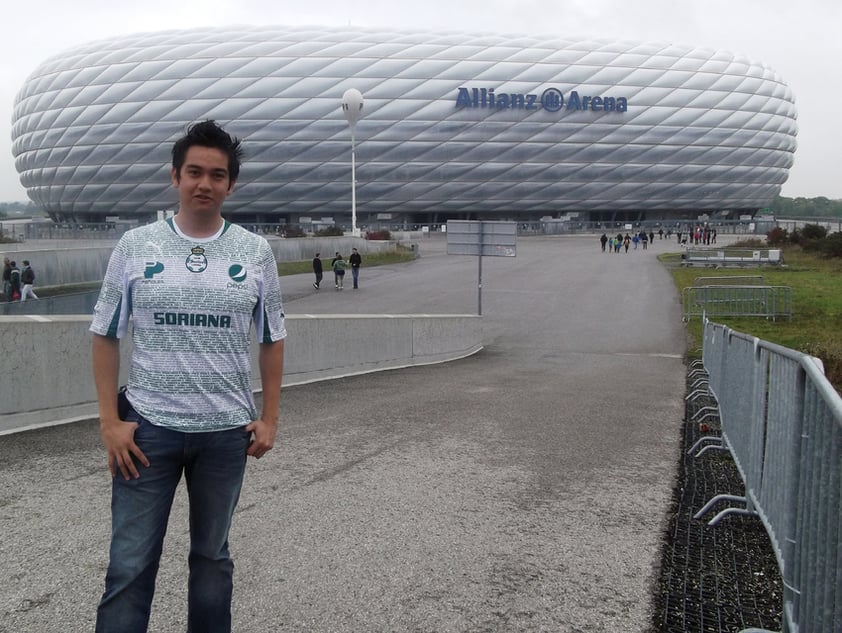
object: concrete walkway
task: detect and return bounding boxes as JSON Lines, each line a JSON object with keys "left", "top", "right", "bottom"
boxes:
{"left": 0, "top": 234, "right": 687, "bottom": 632}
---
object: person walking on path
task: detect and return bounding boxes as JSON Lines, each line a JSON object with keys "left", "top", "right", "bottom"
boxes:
{"left": 8, "top": 261, "right": 21, "bottom": 301}
{"left": 600, "top": 234, "right": 608, "bottom": 252}
{"left": 19, "top": 260, "right": 38, "bottom": 301}
{"left": 312, "top": 252, "right": 323, "bottom": 289}
{"left": 349, "top": 247, "right": 362, "bottom": 289}
{"left": 332, "top": 252, "right": 346, "bottom": 290}
{"left": 2, "top": 257, "right": 11, "bottom": 301}
{"left": 89, "top": 120, "right": 286, "bottom": 633}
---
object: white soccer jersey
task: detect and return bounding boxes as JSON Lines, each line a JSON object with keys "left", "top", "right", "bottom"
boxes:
{"left": 91, "top": 218, "right": 286, "bottom": 431}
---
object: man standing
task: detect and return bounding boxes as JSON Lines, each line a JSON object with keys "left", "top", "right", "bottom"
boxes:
{"left": 8, "top": 261, "right": 21, "bottom": 301}
{"left": 90, "top": 120, "right": 286, "bottom": 633}
{"left": 2, "top": 257, "right": 11, "bottom": 301}
{"left": 19, "top": 260, "right": 38, "bottom": 301}
{"left": 349, "top": 247, "right": 362, "bottom": 289}
{"left": 312, "top": 251, "right": 323, "bottom": 289}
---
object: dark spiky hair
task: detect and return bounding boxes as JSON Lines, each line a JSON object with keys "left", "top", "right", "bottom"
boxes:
{"left": 171, "top": 120, "right": 243, "bottom": 182}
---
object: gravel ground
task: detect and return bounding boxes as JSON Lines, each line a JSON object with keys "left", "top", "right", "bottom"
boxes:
{"left": 649, "top": 367, "right": 784, "bottom": 633}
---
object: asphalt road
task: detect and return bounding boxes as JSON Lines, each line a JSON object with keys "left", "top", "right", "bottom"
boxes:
{"left": 0, "top": 234, "right": 688, "bottom": 632}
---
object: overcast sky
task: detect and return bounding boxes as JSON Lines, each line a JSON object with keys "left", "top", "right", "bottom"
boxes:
{"left": 2, "top": 0, "right": 839, "bottom": 202}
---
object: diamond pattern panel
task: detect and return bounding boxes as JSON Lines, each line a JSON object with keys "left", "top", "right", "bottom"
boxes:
{"left": 12, "top": 25, "right": 797, "bottom": 220}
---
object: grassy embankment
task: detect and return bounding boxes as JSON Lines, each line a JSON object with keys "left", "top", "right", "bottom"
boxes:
{"left": 276, "top": 247, "right": 414, "bottom": 276}
{"left": 29, "top": 247, "right": 416, "bottom": 299}
{"left": 661, "top": 246, "right": 842, "bottom": 390}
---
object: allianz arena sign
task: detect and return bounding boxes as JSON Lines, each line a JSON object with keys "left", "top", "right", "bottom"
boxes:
{"left": 456, "top": 87, "right": 628, "bottom": 113}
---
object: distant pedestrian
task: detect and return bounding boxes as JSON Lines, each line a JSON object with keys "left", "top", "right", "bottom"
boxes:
{"left": 623, "top": 234, "right": 631, "bottom": 253}
{"left": 312, "top": 252, "right": 323, "bottom": 289}
{"left": 349, "top": 248, "right": 362, "bottom": 289}
{"left": 19, "top": 260, "right": 38, "bottom": 301}
{"left": 8, "top": 261, "right": 21, "bottom": 301}
{"left": 649, "top": 231, "right": 655, "bottom": 244}
{"left": 632, "top": 234, "right": 639, "bottom": 249}
{"left": 2, "top": 257, "right": 10, "bottom": 301}
{"left": 331, "top": 252, "right": 346, "bottom": 290}
{"left": 600, "top": 234, "right": 608, "bottom": 252}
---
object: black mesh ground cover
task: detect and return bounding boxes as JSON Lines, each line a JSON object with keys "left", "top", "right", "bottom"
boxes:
{"left": 649, "top": 373, "right": 783, "bottom": 633}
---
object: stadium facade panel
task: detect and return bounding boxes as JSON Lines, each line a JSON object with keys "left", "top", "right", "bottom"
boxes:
{"left": 12, "top": 26, "right": 798, "bottom": 224}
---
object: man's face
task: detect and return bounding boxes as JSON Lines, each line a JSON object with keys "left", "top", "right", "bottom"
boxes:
{"left": 171, "top": 146, "right": 235, "bottom": 216}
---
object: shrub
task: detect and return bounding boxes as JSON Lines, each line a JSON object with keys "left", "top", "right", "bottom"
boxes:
{"left": 283, "top": 225, "right": 306, "bottom": 238}
{"left": 366, "top": 229, "right": 392, "bottom": 240}
{"left": 314, "top": 225, "right": 344, "bottom": 237}
{"left": 822, "top": 232, "right": 842, "bottom": 258}
{"left": 766, "top": 226, "right": 788, "bottom": 245}
{"left": 804, "top": 231, "right": 842, "bottom": 258}
{"left": 800, "top": 223, "right": 829, "bottom": 240}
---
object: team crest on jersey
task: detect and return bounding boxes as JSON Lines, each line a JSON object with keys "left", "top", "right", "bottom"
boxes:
{"left": 185, "top": 246, "right": 208, "bottom": 273}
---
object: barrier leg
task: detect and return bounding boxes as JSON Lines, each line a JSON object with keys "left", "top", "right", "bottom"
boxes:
{"left": 693, "top": 494, "right": 758, "bottom": 526}
{"left": 691, "top": 406, "right": 718, "bottom": 422}
{"left": 686, "top": 435, "right": 722, "bottom": 455}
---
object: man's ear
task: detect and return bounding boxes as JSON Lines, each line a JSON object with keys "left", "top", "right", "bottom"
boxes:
{"left": 227, "top": 180, "right": 237, "bottom": 194}
{"left": 171, "top": 167, "right": 180, "bottom": 187}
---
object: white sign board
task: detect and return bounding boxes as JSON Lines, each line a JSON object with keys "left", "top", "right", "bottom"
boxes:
{"left": 446, "top": 220, "right": 517, "bottom": 257}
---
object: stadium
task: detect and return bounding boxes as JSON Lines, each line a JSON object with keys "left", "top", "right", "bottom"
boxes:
{"left": 11, "top": 26, "right": 798, "bottom": 228}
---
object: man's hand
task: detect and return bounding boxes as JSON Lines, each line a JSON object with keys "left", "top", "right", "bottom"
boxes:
{"left": 244, "top": 418, "right": 278, "bottom": 459}
{"left": 100, "top": 418, "right": 149, "bottom": 480}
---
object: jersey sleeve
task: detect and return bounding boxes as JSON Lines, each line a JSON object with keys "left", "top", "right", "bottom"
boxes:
{"left": 90, "top": 235, "right": 132, "bottom": 339}
{"left": 253, "top": 238, "right": 286, "bottom": 343}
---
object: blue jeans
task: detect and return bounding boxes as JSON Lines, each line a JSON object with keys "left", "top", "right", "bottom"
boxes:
{"left": 96, "top": 410, "right": 250, "bottom": 633}
{"left": 351, "top": 266, "right": 360, "bottom": 288}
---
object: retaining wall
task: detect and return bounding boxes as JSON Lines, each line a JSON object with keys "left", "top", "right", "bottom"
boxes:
{"left": 0, "top": 313, "right": 482, "bottom": 434}
{"left": 0, "top": 237, "right": 392, "bottom": 287}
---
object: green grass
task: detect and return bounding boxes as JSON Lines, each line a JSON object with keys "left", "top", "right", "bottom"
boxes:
{"left": 662, "top": 247, "right": 842, "bottom": 389}
{"left": 277, "top": 247, "right": 415, "bottom": 276}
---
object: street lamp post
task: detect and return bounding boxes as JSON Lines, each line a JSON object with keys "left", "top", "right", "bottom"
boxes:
{"left": 341, "top": 88, "right": 364, "bottom": 236}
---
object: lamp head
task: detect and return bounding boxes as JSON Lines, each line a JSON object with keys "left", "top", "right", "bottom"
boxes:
{"left": 341, "top": 88, "right": 364, "bottom": 126}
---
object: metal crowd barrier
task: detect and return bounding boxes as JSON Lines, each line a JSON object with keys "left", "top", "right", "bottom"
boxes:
{"left": 691, "top": 318, "right": 842, "bottom": 633}
{"left": 682, "top": 285, "right": 793, "bottom": 321}
{"left": 694, "top": 275, "right": 765, "bottom": 286}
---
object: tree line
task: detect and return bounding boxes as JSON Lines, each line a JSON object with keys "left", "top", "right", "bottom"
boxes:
{"left": 768, "top": 195, "right": 842, "bottom": 218}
